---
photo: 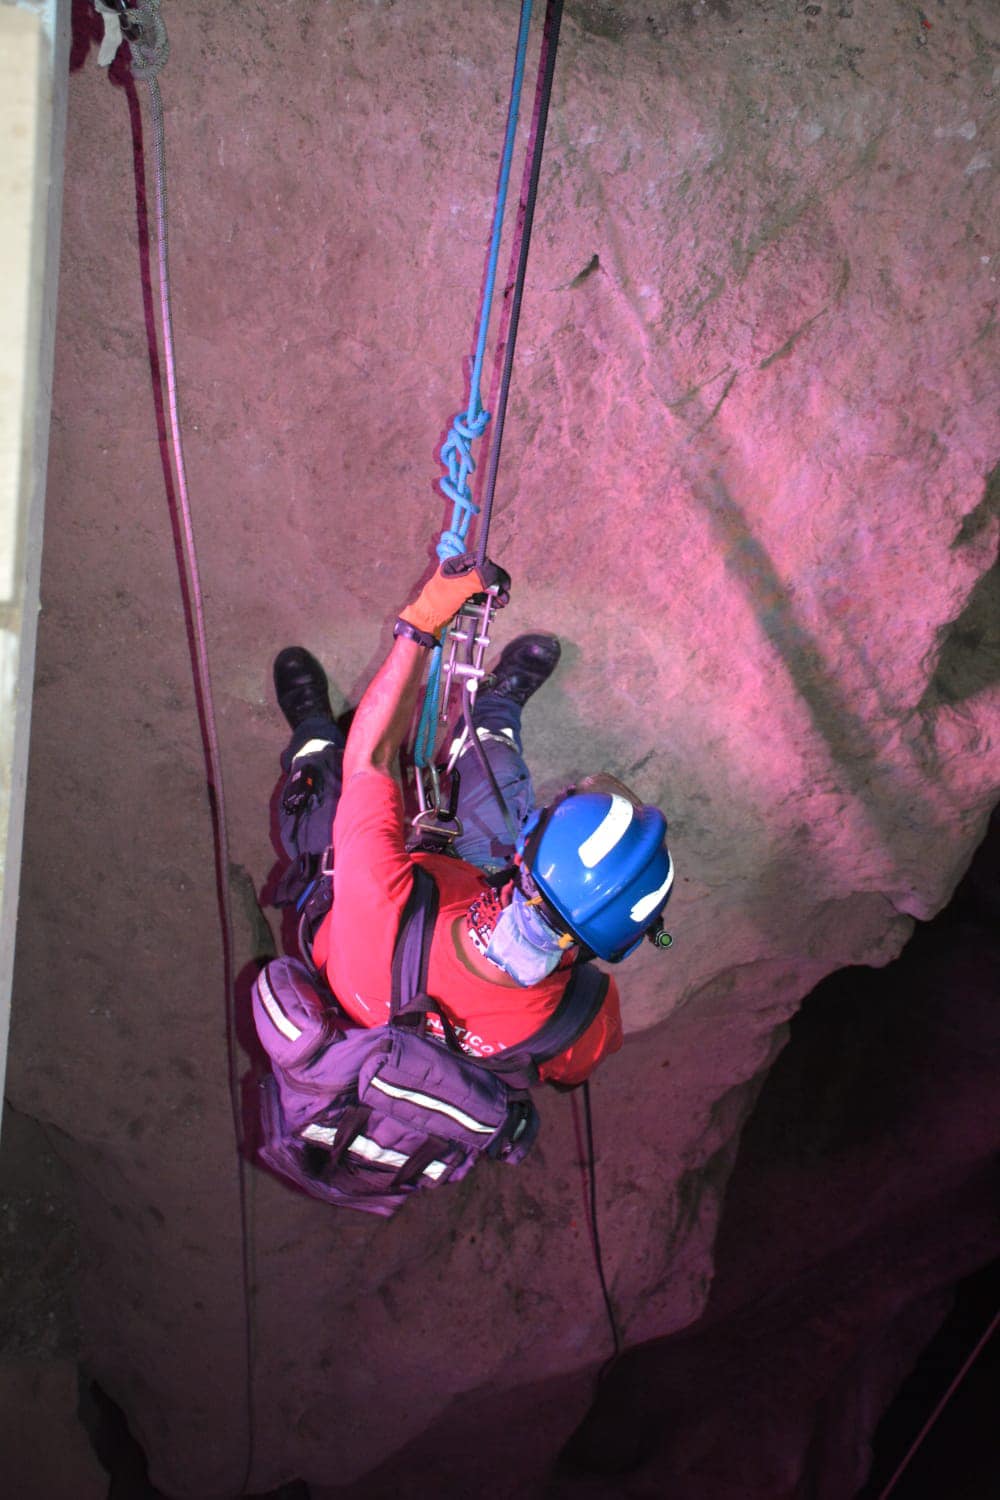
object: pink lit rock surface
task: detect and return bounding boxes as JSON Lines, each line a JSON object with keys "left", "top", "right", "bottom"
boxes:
{"left": 6, "top": 1, "right": 999, "bottom": 1495}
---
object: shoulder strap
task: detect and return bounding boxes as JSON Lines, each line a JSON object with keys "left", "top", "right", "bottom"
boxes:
{"left": 389, "top": 864, "right": 439, "bottom": 1023}
{"left": 481, "top": 962, "right": 610, "bottom": 1081}
{"left": 389, "top": 868, "right": 609, "bottom": 1076}
{"left": 389, "top": 865, "right": 468, "bottom": 1052}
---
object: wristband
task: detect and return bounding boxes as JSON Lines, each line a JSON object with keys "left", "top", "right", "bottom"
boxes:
{"left": 393, "top": 617, "right": 438, "bottom": 650}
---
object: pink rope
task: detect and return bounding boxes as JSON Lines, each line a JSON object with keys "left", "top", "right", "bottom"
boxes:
{"left": 877, "top": 1305, "right": 1000, "bottom": 1499}
{"left": 138, "top": 62, "right": 256, "bottom": 1494}
{"left": 147, "top": 78, "right": 231, "bottom": 931}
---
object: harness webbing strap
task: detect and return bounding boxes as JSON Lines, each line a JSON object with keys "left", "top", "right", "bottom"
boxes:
{"left": 391, "top": 1135, "right": 454, "bottom": 1191}
{"left": 319, "top": 1104, "right": 371, "bottom": 1173}
{"left": 390, "top": 865, "right": 440, "bottom": 1025}
{"left": 482, "top": 962, "right": 609, "bottom": 1081}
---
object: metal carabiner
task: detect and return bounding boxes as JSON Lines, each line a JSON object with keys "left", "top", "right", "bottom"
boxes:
{"left": 410, "top": 583, "right": 505, "bottom": 841}
{"left": 439, "top": 585, "right": 504, "bottom": 720}
{"left": 99, "top": 0, "right": 144, "bottom": 42}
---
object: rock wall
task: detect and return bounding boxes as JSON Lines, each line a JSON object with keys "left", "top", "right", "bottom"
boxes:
{"left": 6, "top": 1, "right": 999, "bottom": 1494}
{"left": 549, "top": 816, "right": 1000, "bottom": 1499}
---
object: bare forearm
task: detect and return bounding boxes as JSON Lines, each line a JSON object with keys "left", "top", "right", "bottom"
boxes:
{"left": 342, "top": 635, "right": 427, "bottom": 782}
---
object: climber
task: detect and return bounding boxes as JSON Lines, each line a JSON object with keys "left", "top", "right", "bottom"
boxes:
{"left": 270, "top": 554, "right": 674, "bottom": 1086}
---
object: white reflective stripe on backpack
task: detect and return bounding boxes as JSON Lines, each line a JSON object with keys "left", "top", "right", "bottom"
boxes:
{"left": 256, "top": 967, "right": 302, "bottom": 1042}
{"left": 301, "top": 1122, "right": 447, "bottom": 1180}
{"left": 370, "top": 1075, "right": 496, "bottom": 1133}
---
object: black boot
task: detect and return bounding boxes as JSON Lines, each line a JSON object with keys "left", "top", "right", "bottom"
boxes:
{"left": 273, "top": 646, "right": 334, "bottom": 729}
{"left": 488, "top": 634, "right": 561, "bottom": 707}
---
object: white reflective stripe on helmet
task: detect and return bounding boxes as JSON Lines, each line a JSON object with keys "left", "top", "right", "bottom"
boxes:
{"left": 370, "top": 1075, "right": 495, "bottom": 1134}
{"left": 630, "top": 862, "right": 675, "bottom": 924}
{"left": 256, "top": 969, "right": 302, "bottom": 1042}
{"left": 301, "top": 1123, "right": 447, "bottom": 1180}
{"left": 292, "top": 738, "right": 338, "bottom": 761}
{"left": 578, "top": 794, "right": 634, "bottom": 868}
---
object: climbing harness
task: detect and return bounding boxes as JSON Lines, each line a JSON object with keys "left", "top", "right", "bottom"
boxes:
{"left": 411, "top": 0, "right": 565, "bottom": 853}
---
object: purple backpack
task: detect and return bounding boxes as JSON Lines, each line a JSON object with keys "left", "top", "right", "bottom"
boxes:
{"left": 252, "top": 867, "right": 608, "bottom": 1216}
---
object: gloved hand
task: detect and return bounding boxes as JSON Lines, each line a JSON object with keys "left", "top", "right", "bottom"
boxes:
{"left": 398, "top": 553, "right": 511, "bottom": 640}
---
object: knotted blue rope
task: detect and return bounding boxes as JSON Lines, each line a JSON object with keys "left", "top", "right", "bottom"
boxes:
{"left": 415, "top": 0, "right": 534, "bottom": 768}
{"left": 436, "top": 408, "right": 490, "bottom": 560}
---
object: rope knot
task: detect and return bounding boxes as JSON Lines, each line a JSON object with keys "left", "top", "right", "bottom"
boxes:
{"left": 437, "top": 404, "right": 491, "bottom": 558}
{"left": 127, "top": 0, "right": 170, "bottom": 81}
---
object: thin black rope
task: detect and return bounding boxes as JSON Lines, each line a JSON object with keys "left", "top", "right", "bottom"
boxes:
{"left": 475, "top": 0, "right": 564, "bottom": 570}
{"left": 577, "top": 1082, "right": 623, "bottom": 1374}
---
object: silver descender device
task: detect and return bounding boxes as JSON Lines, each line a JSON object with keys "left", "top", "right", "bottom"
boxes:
{"left": 410, "top": 585, "right": 506, "bottom": 850}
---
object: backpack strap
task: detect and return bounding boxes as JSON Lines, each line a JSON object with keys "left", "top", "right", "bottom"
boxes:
{"left": 389, "top": 865, "right": 453, "bottom": 1028}
{"left": 291, "top": 845, "right": 336, "bottom": 981}
{"left": 480, "top": 962, "right": 611, "bottom": 1085}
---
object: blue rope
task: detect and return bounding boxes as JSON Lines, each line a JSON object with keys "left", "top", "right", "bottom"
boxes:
{"left": 434, "top": 0, "right": 533, "bottom": 564}
{"left": 416, "top": 0, "right": 534, "bottom": 767}
{"left": 413, "top": 641, "right": 445, "bottom": 767}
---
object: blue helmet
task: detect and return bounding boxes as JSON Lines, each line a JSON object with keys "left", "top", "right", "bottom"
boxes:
{"left": 517, "top": 778, "right": 674, "bottom": 962}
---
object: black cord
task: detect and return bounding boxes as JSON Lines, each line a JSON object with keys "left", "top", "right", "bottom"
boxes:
{"left": 464, "top": 0, "right": 565, "bottom": 839}
{"left": 476, "top": 0, "right": 564, "bottom": 570}
{"left": 583, "top": 1081, "right": 623, "bottom": 1374}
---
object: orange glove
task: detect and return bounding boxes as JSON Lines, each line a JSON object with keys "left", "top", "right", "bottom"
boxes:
{"left": 398, "top": 554, "right": 510, "bottom": 641}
